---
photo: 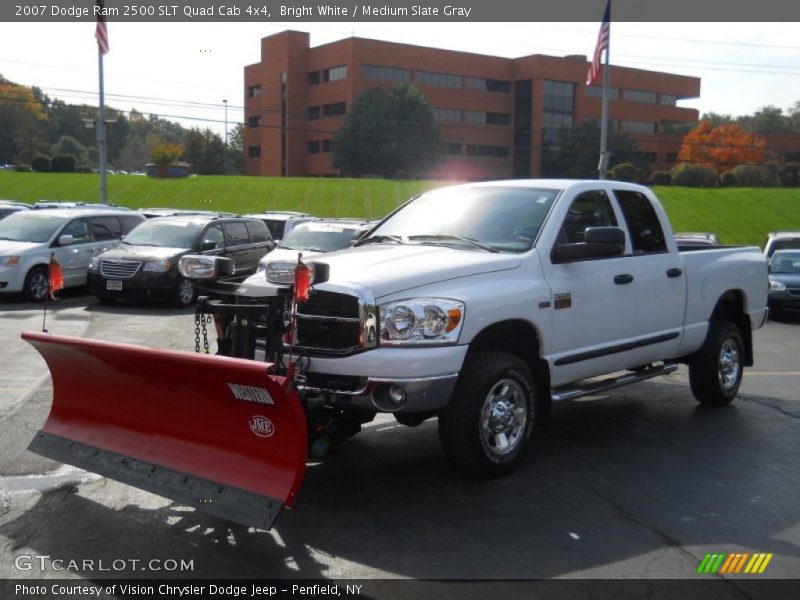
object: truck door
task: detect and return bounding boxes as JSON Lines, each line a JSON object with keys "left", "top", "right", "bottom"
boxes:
{"left": 541, "top": 189, "right": 637, "bottom": 387}
{"left": 613, "top": 189, "right": 685, "bottom": 362}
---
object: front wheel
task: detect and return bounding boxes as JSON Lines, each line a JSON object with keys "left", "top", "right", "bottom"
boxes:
{"left": 689, "top": 321, "right": 744, "bottom": 406}
{"left": 23, "top": 266, "right": 50, "bottom": 302}
{"left": 438, "top": 351, "right": 536, "bottom": 477}
{"left": 172, "top": 277, "right": 196, "bottom": 307}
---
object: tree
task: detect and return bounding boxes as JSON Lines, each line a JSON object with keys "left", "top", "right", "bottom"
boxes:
{"left": 0, "top": 79, "right": 49, "bottom": 163}
{"left": 182, "top": 128, "right": 225, "bottom": 175}
{"left": 332, "top": 84, "right": 443, "bottom": 178}
{"left": 540, "top": 120, "right": 643, "bottom": 178}
{"left": 226, "top": 123, "right": 244, "bottom": 175}
{"left": 50, "top": 135, "right": 89, "bottom": 165}
{"left": 677, "top": 120, "right": 767, "bottom": 173}
{"left": 149, "top": 142, "right": 183, "bottom": 166}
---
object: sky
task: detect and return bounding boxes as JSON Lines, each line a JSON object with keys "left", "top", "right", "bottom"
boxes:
{"left": 1, "top": 21, "right": 799, "bottom": 136}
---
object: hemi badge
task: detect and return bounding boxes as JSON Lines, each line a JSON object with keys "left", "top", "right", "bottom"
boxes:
{"left": 228, "top": 383, "right": 275, "bottom": 406}
{"left": 539, "top": 300, "right": 552, "bottom": 309}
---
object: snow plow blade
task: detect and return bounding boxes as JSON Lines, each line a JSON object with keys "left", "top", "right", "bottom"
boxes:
{"left": 23, "top": 331, "right": 308, "bottom": 530}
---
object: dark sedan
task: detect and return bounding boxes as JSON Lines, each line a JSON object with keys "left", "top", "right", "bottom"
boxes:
{"left": 768, "top": 250, "right": 800, "bottom": 317}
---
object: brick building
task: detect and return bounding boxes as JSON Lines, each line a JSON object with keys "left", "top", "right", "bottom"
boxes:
{"left": 244, "top": 30, "right": 703, "bottom": 179}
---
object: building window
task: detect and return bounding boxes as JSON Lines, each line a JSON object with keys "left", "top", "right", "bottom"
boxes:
{"left": 584, "top": 117, "right": 619, "bottom": 130}
{"left": 247, "top": 116, "right": 261, "bottom": 128}
{"left": 247, "top": 84, "right": 261, "bottom": 98}
{"left": 660, "top": 94, "right": 677, "bottom": 106}
{"left": 786, "top": 152, "right": 800, "bottom": 162}
{"left": 307, "top": 141, "right": 320, "bottom": 154}
{"left": 362, "top": 64, "right": 411, "bottom": 83}
{"left": 322, "top": 102, "right": 346, "bottom": 117}
{"left": 308, "top": 71, "right": 320, "bottom": 85}
{"left": 623, "top": 89, "right": 657, "bottom": 104}
{"left": 321, "top": 139, "right": 332, "bottom": 153}
{"left": 431, "top": 107, "right": 462, "bottom": 122}
{"left": 666, "top": 153, "right": 677, "bottom": 164}
{"left": 621, "top": 120, "right": 656, "bottom": 134}
{"left": 447, "top": 143, "right": 463, "bottom": 155}
{"left": 416, "top": 70, "right": 463, "bottom": 89}
{"left": 543, "top": 80, "right": 575, "bottom": 113}
{"left": 466, "top": 144, "right": 509, "bottom": 158}
{"left": 324, "top": 65, "right": 347, "bottom": 82}
{"left": 586, "top": 85, "right": 619, "bottom": 100}
{"left": 465, "top": 111, "right": 510, "bottom": 126}
{"left": 308, "top": 106, "right": 320, "bottom": 120}
{"left": 467, "top": 77, "right": 511, "bottom": 93}
{"left": 248, "top": 146, "right": 261, "bottom": 158}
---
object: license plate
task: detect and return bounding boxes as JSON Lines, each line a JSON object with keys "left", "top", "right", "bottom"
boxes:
{"left": 106, "top": 280, "right": 122, "bottom": 291}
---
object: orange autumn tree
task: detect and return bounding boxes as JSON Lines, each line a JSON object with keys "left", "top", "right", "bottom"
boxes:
{"left": 677, "top": 120, "right": 767, "bottom": 173}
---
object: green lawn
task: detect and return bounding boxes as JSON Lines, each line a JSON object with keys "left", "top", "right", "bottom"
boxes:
{"left": 1, "top": 171, "right": 798, "bottom": 247}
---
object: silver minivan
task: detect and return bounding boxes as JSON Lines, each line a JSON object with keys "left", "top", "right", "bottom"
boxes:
{"left": 0, "top": 208, "right": 144, "bottom": 301}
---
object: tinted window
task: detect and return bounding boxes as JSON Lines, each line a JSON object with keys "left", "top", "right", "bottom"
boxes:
{"left": 263, "top": 220, "right": 285, "bottom": 240}
{"left": 120, "top": 215, "right": 144, "bottom": 233}
{"left": 89, "top": 216, "right": 122, "bottom": 241}
{"left": 223, "top": 222, "right": 250, "bottom": 246}
{"left": 123, "top": 219, "right": 205, "bottom": 248}
{"left": 245, "top": 220, "right": 271, "bottom": 243}
{"left": 559, "top": 190, "right": 618, "bottom": 244}
{"left": 200, "top": 225, "right": 224, "bottom": 250}
{"left": 614, "top": 190, "right": 667, "bottom": 254}
{"left": 61, "top": 219, "right": 91, "bottom": 244}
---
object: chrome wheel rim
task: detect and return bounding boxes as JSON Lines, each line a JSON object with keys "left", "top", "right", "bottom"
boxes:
{"left": 718, "top": 338, "right": 741, "bottom": 392}
{"left": 177, "top": 279, "right": 194, "bottom": 305}
{"left": 480, "top": 378, "right": 527, "bottom": 457}
{"left": 29, "top": 272, "right": 49, "bottom": 301}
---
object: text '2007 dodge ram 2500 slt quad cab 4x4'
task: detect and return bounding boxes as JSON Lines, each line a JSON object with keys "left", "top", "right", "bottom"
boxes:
{"left": 23, "top": 180, "right": 768, "bottom": 529}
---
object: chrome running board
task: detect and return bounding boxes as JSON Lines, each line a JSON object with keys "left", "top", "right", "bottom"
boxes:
{"left": 550, "top": 363, "right": 679, "bottom": 402}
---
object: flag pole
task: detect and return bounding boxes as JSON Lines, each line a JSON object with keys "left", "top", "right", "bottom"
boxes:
{"left": 97, "top": 48, "right": 107, "bottom": 204}
{"left": 598, "top": 3, "right": 611, "bottom": 179}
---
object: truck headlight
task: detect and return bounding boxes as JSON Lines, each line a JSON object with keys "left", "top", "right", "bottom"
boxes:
{"left": 0, "top": 255, "right": 20, "bottom": 267}
{"left": 768, "top": 278, "right": 786, "bottom": 292}
{"left": 90, "top": 257, "right": 100, "bottom": 270}
{"left": 143, "top": 260, "right": 172, "bottom": 273}
{"left": 379, "top": 298, "right": 464, "bottom": 345}
{"left": 266, "top": 261, "right": 315, "bottom": 285}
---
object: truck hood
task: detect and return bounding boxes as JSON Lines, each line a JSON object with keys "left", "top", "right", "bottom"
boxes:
{"left": 311, "top": 244, "right": 523, "bottom": 298}
{"left": 0, "top": 240, "right": 43, "bottom": 255}
{"left": 99, "top": 244, "right": 187, "bottom": 262}
{"left": 769, "top": 272, "right": 800, "bottom": 288}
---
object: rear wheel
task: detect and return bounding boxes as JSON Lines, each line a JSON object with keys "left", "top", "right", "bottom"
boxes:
{"left": 172, "top": 277, "right": 196, "bottom": 307}
{"left": 689, "top": 321, "right": 744, "bottom": 406}
{"left": 23, "top": 266, "right": 49, "bottom": 302}
{"left": 438, "top": 351, "right": 536, "bottom": 477}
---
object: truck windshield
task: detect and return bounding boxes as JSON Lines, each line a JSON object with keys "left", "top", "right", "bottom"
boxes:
{"left": 363, "top": 186, "right": 560, "bottom": 252}
{"left": 0, "top": 212, "right": 65, "bottom": 243}
{"left": 122, "top": 219, "right": 204, "bottom": 249}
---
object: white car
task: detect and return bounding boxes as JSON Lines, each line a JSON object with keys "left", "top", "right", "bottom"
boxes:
{"left": 0, "top": 209, "right": 144, "bottom": 301}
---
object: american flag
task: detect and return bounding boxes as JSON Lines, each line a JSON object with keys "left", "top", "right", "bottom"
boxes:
{"left": 586, "top": 1, "right": 610, "bottom": 87}
{"left": 95, "top": 0, "right": 109, "bottom": 55}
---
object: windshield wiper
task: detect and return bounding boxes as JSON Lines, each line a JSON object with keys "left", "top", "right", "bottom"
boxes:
{"left": 354, "top": 234, "right": 405, "bottom": 246}
{"left": 408, "top": 234, "right": 499, "bottom": 253}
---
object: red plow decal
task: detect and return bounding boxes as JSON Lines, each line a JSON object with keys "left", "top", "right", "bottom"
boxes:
{"left": 23, "top": 331, "right": 308, "bottom": 529}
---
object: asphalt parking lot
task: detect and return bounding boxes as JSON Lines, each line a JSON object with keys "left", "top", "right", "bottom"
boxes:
{"left": 0, "top": 290, "right": 798, "bottom": 589}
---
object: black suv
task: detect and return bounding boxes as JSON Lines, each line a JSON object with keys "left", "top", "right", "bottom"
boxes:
{"left": 88, "top": 215, "right": 275, "bottom": 306}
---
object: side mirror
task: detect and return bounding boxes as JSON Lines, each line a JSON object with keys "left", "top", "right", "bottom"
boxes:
{"left": 58, "top": 234, "right": 74, "bottom": 246}
{"left": 553, "top": 226, "right": 625, "bottom": 263}
{"left": 178, "top": 255, "right": 235, "bottom": 280}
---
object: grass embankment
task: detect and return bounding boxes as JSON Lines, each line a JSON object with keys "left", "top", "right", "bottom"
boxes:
{"left": 1, "top": 171, "right": 798, "bottom": 247}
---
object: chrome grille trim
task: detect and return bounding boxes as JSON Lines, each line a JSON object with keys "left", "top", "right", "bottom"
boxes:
{"left": 100, "top": 259, "right": 142, "bottom": 279}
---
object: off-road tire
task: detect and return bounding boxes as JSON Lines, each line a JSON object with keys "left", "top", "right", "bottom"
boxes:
{"left": 689, "top": 321, "right": 744, "bottom": 406}
{"left": 438, "top": 351, "right": 536, "bottom": 477}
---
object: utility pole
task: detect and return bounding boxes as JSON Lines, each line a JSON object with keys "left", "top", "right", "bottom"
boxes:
{"left": 97, "top": 49, "right": 107, "bottom": 202}
{"left": 223, "top": 99, "right": 228, "bottom": 175}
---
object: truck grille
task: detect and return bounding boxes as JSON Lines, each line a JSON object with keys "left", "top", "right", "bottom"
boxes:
{"left": 100, "top": 259, "right": 142, "bottom": 279}
{"left": 789, "top": 288, "right": 800, "bottom": 297}
{"left": 295, "top": 291, "right": 362, "bottom": 354}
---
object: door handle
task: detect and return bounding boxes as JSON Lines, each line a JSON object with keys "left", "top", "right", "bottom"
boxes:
{"left": 666, "top": 268, "right": 683, "bottom": 278}
{"left": 614, "top": 274, "right": 634, "bottom": 285}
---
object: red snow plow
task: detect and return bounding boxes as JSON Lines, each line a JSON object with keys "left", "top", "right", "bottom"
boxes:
{"left": 24, "top": 330, "right": 308, "bottom": 530}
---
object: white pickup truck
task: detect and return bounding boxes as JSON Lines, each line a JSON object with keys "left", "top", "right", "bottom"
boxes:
{"left": 243, "top": 179, "right": 768, "bottom": 475}
{"left": 24, "top": 179, "right": 770, "bottom": 529}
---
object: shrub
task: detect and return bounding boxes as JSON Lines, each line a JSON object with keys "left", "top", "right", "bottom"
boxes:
{"left": 670, "top": 163, "right": 718, "bottom": 187}
{"left": 611, "top": 162, "right": 637, "bottom": 182}
{"left": 719, "top": 170, "right": 737, "bottom": 187}
{"left": 778, "top": 161, "right": 800, "bottom": 187}
{"left": 51, "top": 154, "right": 77, "bottom": 173}
{"left": 31, "top": 154, "right": 51, "bottom": 173}
{"left": 76, "top": 164, "right": 93, "bottom": 174}
{"left": 651, "top": 171, "right": 671, "bottom": 186}
{"left": 14, "top": 164, "right": 32, "bottom": 172}
{"left": 729, "top": 164, "right": 779, "bottom": 187}
{"left": 603, "top": 169, "right": 614, "bottom": 180}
